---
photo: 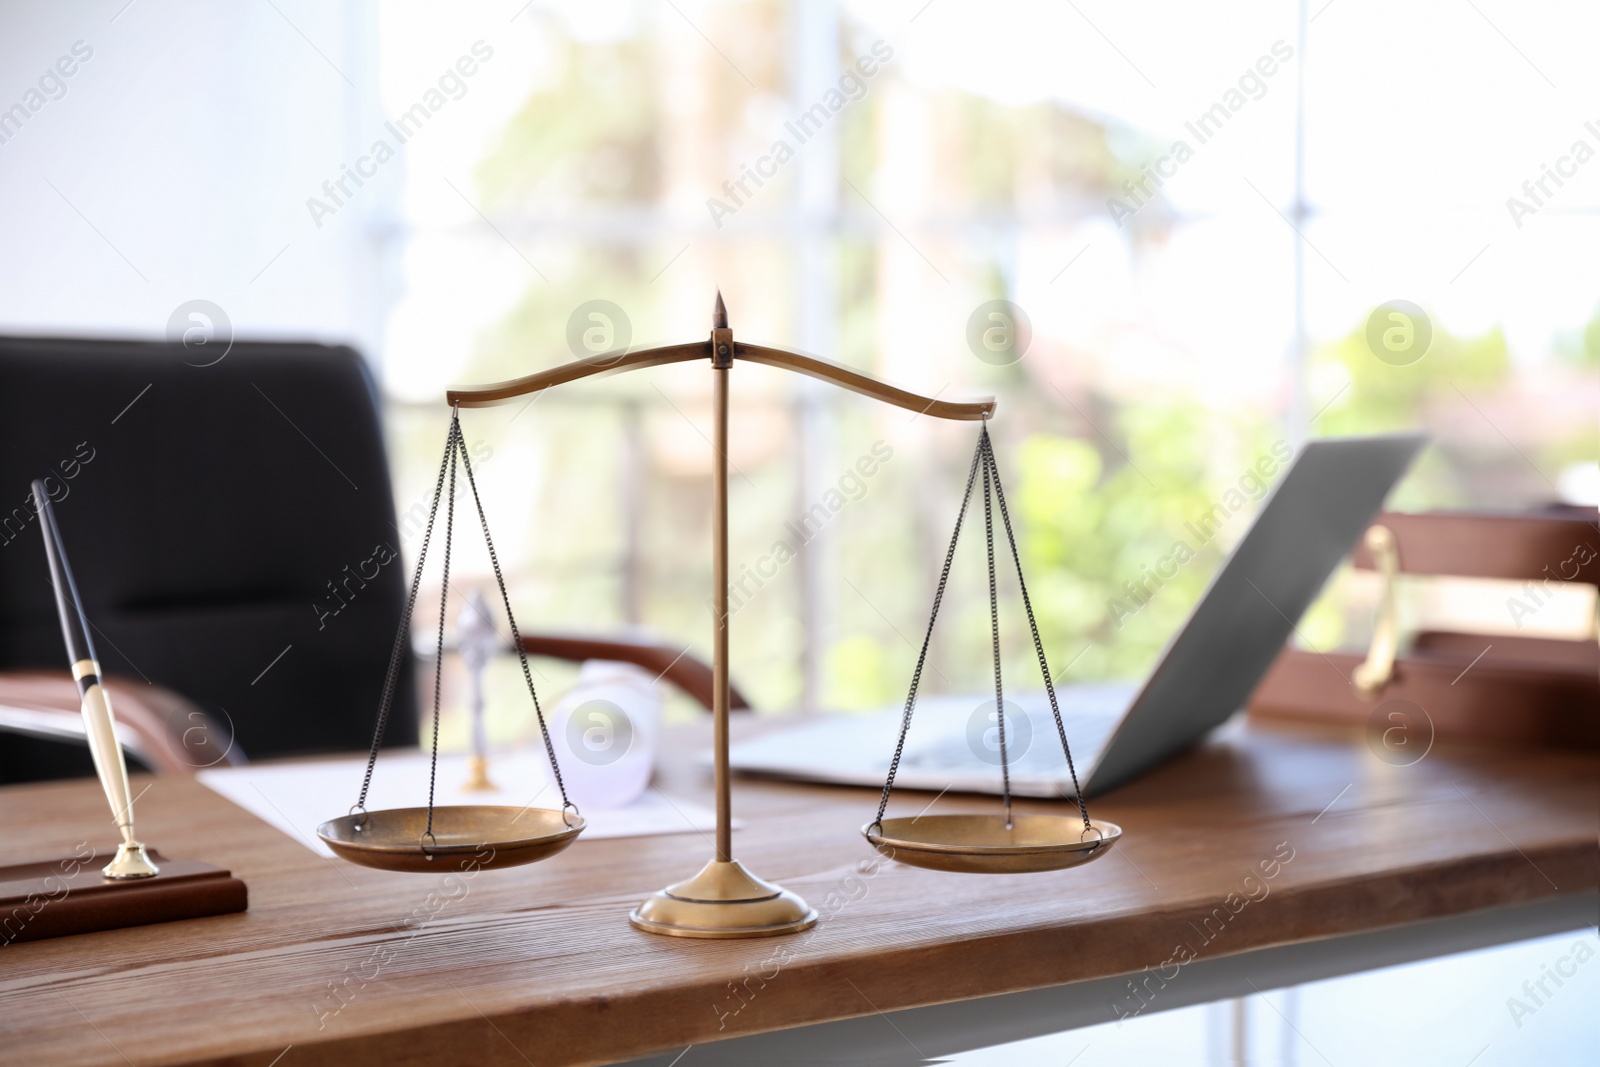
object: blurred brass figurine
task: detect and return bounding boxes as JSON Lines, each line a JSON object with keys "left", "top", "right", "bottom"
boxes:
{"left": 1352, "top": 524, "right": 1400, "bottom": 700}
{"left": 458, "top": 589, "right": 498, "bottom": 791}
{"left": 34, "top": 481, "right": 159, "bottom": 880}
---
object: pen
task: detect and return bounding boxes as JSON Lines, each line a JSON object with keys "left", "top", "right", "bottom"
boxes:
{"left": 33, "top": 480, "right": 159, "bottom": 879}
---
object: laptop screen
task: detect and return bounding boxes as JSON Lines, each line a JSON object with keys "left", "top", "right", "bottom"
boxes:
{"left": 1084, "top": 433, "right": 1427, "bottom": 793}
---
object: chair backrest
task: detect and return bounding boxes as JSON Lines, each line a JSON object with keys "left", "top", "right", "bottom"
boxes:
{"left": 0, "top": 335, "right": 417, "bottom": 782}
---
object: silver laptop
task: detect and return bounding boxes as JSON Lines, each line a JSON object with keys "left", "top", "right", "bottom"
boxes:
{"left": 729, "top": 432, "right": 1428, "bottom": 798}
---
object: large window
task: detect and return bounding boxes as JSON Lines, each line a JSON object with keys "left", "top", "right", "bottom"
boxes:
{"left": 371, "top": 1, "right": 1597, "bottom": 737}
{"left": 4, "top": 2, "right": 1590, "bottom": 733}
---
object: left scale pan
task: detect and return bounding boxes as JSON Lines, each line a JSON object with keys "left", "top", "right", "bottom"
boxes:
{"left": 319, "top": 412, "right": 585, "bottom": 874}
{"left": 317, "top": 806, "right": 583, "bottom": 873}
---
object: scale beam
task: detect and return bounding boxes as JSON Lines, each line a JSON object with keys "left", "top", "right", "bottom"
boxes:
{"left": 446, "top": 343, "right": 707, "bottom": 408}
{"left": 734, "top": 343, "right": 994, "bottom": 420}
{"left": 446, "top": 340, "right": 995, "bottom": 421}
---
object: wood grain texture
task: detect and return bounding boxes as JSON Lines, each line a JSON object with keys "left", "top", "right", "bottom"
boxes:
{"left": 0, "top": 716, "right": 1594, "bottom": 1067}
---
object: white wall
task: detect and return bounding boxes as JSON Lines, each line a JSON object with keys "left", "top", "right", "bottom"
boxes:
{"left": 0, "top": 0, "right": 393, "bottom": 360}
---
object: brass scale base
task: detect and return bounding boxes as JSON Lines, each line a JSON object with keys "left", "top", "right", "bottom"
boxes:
{"left": 317, "top": 293, "right": 1117, "bottom": 939}
{"left": 630, "top": 859, "right": 816, "bottom": 938}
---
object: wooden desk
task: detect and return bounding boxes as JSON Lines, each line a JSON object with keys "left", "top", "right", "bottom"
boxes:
{"left": 1, "top": 716, "right": 1595, "bottom": 1067}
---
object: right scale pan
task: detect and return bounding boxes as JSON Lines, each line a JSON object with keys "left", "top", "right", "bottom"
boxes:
{"left": 865, "top": 426, "right": 1123, "bottom": 874}
{"left": 865, "top": 815, "right": 1121, "bottom": 874}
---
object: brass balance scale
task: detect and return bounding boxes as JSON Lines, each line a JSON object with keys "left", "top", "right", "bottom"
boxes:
{"left": 316, "top": 292, "right": 1121, "bottom": 938}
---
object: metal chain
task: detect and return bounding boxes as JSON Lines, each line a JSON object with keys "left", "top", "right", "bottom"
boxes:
{"left": 355, "top": 409, "right": 577, "bottom": 835}
{"left": 980, "top": 426, "right": 1012, "bottom": 828}
{"left": 456, "top": 413, "right": 575, "bottom": 817}
{"left": 423, "top": 415, "right": 460, "bottom": 841}
{"left": 872, "top": 431, "right": 986, "bottom": 829}
{"left": 355, "top": 416, "right": 457, "bottom": 815}
{"left": 982, "top": 432, "right": 1092, "bottom": 829}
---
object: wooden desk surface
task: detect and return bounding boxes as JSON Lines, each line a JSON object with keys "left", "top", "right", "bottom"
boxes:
{"left": 1, "top": 716, "right": 1595, "bottom": 1067}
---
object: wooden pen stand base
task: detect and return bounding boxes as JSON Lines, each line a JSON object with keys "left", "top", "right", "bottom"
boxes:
{"left": 1, "top": 848, "right": 246, "bottom": 945}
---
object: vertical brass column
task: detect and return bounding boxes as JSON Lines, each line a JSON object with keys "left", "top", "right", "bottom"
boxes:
{"left": 629, "top": 292, "right": 817, "bottom": 937}
{"left": 711, "top": 355, "right": 733, "bottom": 862}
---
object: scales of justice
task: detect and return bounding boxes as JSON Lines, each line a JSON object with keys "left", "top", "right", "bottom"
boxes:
{"left": 316, "top": 292, "right": 1121, "bottom": 939}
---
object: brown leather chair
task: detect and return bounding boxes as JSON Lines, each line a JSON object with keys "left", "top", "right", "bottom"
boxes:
{"left": 0, "top": 673, "right": 241, "bottom": 773}
{"left": 0, "top": 335, "right": 418, "bottom": 782}
{"left": 517, "top": 632, "right": 749, "bottom": 713}
{"left": 0, "top": 334, "right": 745, "bottom": 782}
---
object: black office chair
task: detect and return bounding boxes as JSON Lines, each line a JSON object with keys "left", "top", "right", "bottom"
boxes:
{"left": 0, "top": 335, "right": 418, "bottom": 783}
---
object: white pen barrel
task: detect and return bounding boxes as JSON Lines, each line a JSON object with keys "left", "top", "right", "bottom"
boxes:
{"left": 38, "top": 490, "right": 160, "bottom": 878}
{"left": 79, "top": 681, "right": 136, "bottom": 838}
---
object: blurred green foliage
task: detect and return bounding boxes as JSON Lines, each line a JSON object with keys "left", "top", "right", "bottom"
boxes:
{"left": 1314, "top": 318, "right": 1510, "bottom": 512}
{"left": 1005, "top": 400, "right": 1280, "bottom": 684}
{"left": 1316, "top": 325, "right": 1508, "bottom": 437}
{"left": 477, "top": 38, "right": 661, "bottom": 207}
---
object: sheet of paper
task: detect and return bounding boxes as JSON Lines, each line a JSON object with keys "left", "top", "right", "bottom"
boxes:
{"left": 197, "top": 751, "right": 721, "bottom": 858}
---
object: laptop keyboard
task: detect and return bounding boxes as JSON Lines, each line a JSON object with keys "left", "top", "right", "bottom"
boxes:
{"left": 903, "top": 714, "right": 1117, "bottom": 774}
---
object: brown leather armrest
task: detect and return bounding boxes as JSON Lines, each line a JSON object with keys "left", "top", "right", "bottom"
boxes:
{"left": 516, "top": 634, "right": 751, "bottom": 712}
{"left": 0, "top": 671, "right": 244, "bottom": 774}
